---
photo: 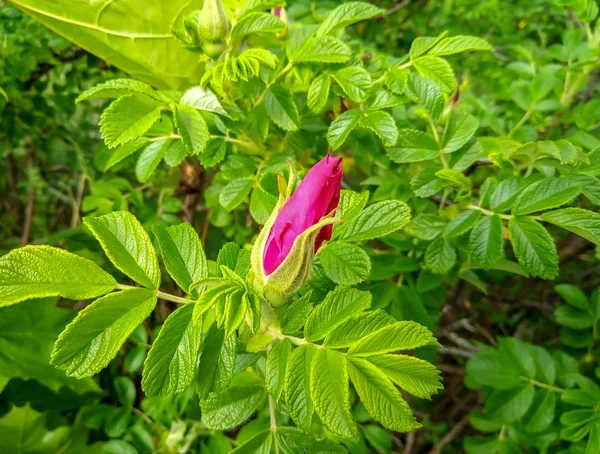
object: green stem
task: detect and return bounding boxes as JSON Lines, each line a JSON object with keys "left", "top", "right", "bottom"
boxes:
{"left": 467, "top": 204, "right": 513, "bottom": 220}
{"left": 508, "top": 107, "right": 533, "bottom": 137}
{"left": 267, "top": 326, "right": 308, "bottom": 346}
{"left": 522, "top": 376, "right": 565, "bottom": 393}
{"left": 116, "top": 284, "right": 194, "bottom": 305}
{"left": 149, "top": 134, "right": 181, "bottom": 142}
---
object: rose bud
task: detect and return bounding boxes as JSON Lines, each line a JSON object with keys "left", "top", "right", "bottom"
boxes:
{"left": 250, "top": 155, "right": 343, "bottom": 304}
{"left": 198, "top": 0, "right": 230, "bottom": 43}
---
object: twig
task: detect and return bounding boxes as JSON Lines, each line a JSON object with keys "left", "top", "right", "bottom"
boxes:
{"left": 70, "top": 173, "right": 87, "bottom": 228}
{"left": 21, "top": 139, "right": 36, "bottom": 245}
{"left": 404, "top": 432, "right": 416, "bottom": 454}
{"left": 428, "top": 414, "right": 470, "bottom": 454}
{"left": 382, "top": 0, "right": 412, "bottom": 18}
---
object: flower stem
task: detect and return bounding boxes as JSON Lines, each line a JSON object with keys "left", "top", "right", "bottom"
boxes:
{"left": 116, "top": 284, "right": 194, "bottom": 305}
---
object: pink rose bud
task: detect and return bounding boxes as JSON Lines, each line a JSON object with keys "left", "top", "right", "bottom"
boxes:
{"left": 250, "top": 155, "right": 343, "bottom": 302}
{"left": 273, "top": 7, "right": 282, "bottom": 17}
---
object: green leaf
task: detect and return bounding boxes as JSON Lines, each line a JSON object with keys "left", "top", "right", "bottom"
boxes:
{"left": 512, "top": 178, "right": 581, "bottom": 215}
{"left": 141, "top": 303, "right": 202, "bottom": 396}
{"left": 541, "top": 208, "right": 600, "bottom": 246}
{"left": 308, "top": 74, "right": 331, "bottom": 114}
{"left": 0, "top": 245, "right": 116, "bottom": 308}
{"left": 76, "top": 78, "right": 166, "bottom": 103}
{"left": 99, "top": 138, "right": 151, "bottom": 171}
{"left": 554, "top": 305, "right": 593, "bottom": 329}
{"left": 333, "top": 67, "right": 372, "bottom": 102}
{"left": 409, "top": 35, "right": 445, "bottom": 58}
{"left": 316, "top": 2, "right": 383, "bottom": 37}
{"left": 285, "top": 344, "right": 317, "bottom": 431}
{"left": 387, "top": 129, "right": 439, "bottom": 163}
{"left": 84, "top": 211, "right": 160, "bottom": 289}
{"left": 292, "top": 36, "right": 351, "bottom": 63}
{"left": 231, "top": 12, "right": 285, "bottom": 39}
{"left": 100, "top": 95, "right": 162, "bottom": 148}
{"left": 348, "top": 321, "right": 438, "bottom": 356}
{"left": 490, "top": 178, "right": 529, "bottom": 212}
{"left": 319, "top": 242, "right": 371, "bottom": 285}
{"left": 174, "top": 105, "right": 209, "bottom": 155}
{"left": 0, "top": 298, "right": 100, "bottom": 394}
{"left": 367, "top": 354, "right": 442, "bottom": 399}
{"left": 488, "top": 385, "right": 535, "bottom": 422}
{"left": 164, "top": 140, "right": 187, "bottom": 167}
{"left": 524, "top": 389, "right": 556, "bottom": 433}
{"left": 220, "top": 178, "right": 255, "bottom": 211}
{"left": 327, "top": 109, "right": 362, "bottom": 150}
{"left": 333, "top": 190, "right": 369, "bottom": 238}
{"left": 250, "top": 187, "right": 277, "bottom": 224}
{"left": 266, "top": 338, "right": 292, "bottom": 400}
{"left": 508, "top": 217, "right": 558, "bottom": 279}
{"left": 264, "top": 84, "right": 300, "bottom": 131}
{"left": 223, "top": 290, "right": 248, "bottom": 338}
{"left": 428, "top": 35, "right": 492, "bottom": 56}
{"left": 51, "top": 288, "right": 157, "bottom": 378}
{"left": 135, "top": 138, "right": 169, "bottom": 183}
{"left": 405, "top": 73, "right": 444, "bottom": 123}
{"left": 339, "top": 200, "right": 411, "bottom": 242}
{"left": 201, "top": 385, "right": 266, "bottom": 430}
{"left": 555, "top": 284, "right": 589, "bottom": 311}
{"left": 413, "top": 56, "right": 456, "bottom": 93}
{"left": 231, "top": 430, "right": 273, "bottom": 454}
{"left": 469, "top": 215, "right": 504, "bottom": 269}
{"left": 359, "top": 111, "right": 398, "bottom": 147}
{"left": 180, "top": 86, "right": 228, "bottom": 116}
{"left": 466, "top": 347, "right": 523, "bottom": 389}
{"left": 281, "top": 292, "right": 313, "bottom": 335}
{"left": 425, "top": 236, "right": 456, "bottom": 274}
{"left": 304, "top": 287, "right": 372, "bottom": 342}
{"left": 311, "top": 348, "right": 357, "bottom": 439}
{"left": 385, "top": 68, "right": 409, "bottom": 95}
{"left": 435, "top": 168, "right": 471, "bottom": 189}
{"left": 153, "top": 223, "right": 208, "bottom": 294}
{"left": 442, "top": 109, "right": 479, "bottom": 153}
{"left": 443, "top": 210, "right": 482, "bottom": 239}
{"left": 348, "top": 357, "right": 420, "bottom": 432}
{"left": 196, "top": 324, "right": 236, "bottom": 399}
{"left": 324, "top": 310, "right": 394, "bottom": 349}
{"left": 239, "top": 0, "right": 285, "bottom": 16}
{"left": 405, "top": 214, "right": 446, "bottom": 240}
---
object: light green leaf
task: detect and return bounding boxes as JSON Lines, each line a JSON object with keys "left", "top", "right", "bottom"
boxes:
{"left": 311, "top": 348, "right": 357, "bottom": 438}
{"left": 405, "top": 214, "right": 446, "bottom": 240}
{"left": 368, "top": 354, "right": 442, "bottom": 399}
{"left": 292, "top": 36, "right": 351, "bottom": 63}
{"left": 324, "top": 310, "right": 394, "bottom": 349}
{"left": 469, "top": 215, "right": 504, "bottom": 269}
{"left": 174, "top": 105, "right": 209, "bottom": 155}
{"left": 333, "top": 67, "right": 372, "bottom": 102}
{"left": 281, "top": 292, "right": 313, "bottom": 335}
{"left": 164, "top": 140, "right": 187, "bottom": 167}
{"left": 220, "top": 178, "right": 255, "bottom": 211}
{"left": 443, "top": 210, "right": 482, "bottom": 238}
{"left": 9, "top": 0, "right": 204, "bottom": 89}
{"left": 231, "top": 12, "right": 285, "bottom": 39}
{"left": 250, "top": 187, "right": 278, "bottom": 224}
{"left": 84, "top": 211, "right": 160, "bottom": 289}
{"left": 348, "top": 321, "right": 438, "bottom": 356}
{"left": 425, "top": 236, "right": 456, "bottom": 274}
{"left": 266, "top": 338, "right": 292, "bottom": 400}
{"left": 308, "top": 74, "right": 331, "bottom": 114}
{"left": 230, "top": 430, "right": 273, "bottom": 454}
{"left": 508, "top": 217, "right": 558, "bottom": 279}
{"left": 442, "top": 109, "right": 479, "bottom": 153}
{"left": 428, "top": 35, "right": 492, "bottom": 56}
{"left": 541, "top": 208, "right": 600, "bottom": 246}
{"left": 327, "top": 109, "right": 362, "bottom": 150}
{"left": 304, "top": 287, "right": 372, "bottom": 342}
{"left": 359, "top": 111, "right": 398, "bottom": 147}
{"left": 100, "top": 95, "right": 162, "bottom": 148}
{"left": 413, "top": 56, "right": 456, "bottom": 93}
{"left": 264, "top": 84, "right": 300, "bottom": 131}
{"left": 319, "top": 242, "right": 371, "bottom": 285}
{"left": 409, "top": 35, "right": 445, "bottom": 58}
{"left": 100, "top": 138, "right": 150, "bottom": 171}
{"left": 135, "top": 138, "right": 169, "bottom": 183}
{"left": 384, "top": 68, "right": 409, "bottom": 95}
{"left": 76, "top": 78, "right": 166, "bottom": 103}
{"left": 405, "top": 73, "right": 444, "bottom": 123}
{"left": 524, "top": 389, "right": 556, "bottom": 433}
{"left": 435, "top": 168, "right": 471, "bottom": 189}
{"left": 387, "top": 129, "right": 439, "bottom": 163}
{"left": 285, "top": 344, "right": 317, "bottom": 431}
{"left": 153, "top": 223, "right": 208, "bottom": 294}
{"left": 316, "top": 2, "right": 383, "bottom": 37}
{"left": 512, "top": 178, "right": 581, "bottom": 215}
{"left": 490, "top": 178, "right": 528, "bottom": 212}
{"left": 239, "top": 0, "right": 285, "bottom": 16}
{"left": 339, "top": 200, "right": 411, "bottom": 242}
{"left": 348, "top": 357, "right": 420, "bottom": 432}
{"left": 0, "top": 245, "right": 116, "bottom": 307}
{"left": 180, "top": 86, "right": 228, "bottom": 116}
{"left": 141, "top": 303, "right": 201, "bottom": 396}
{"left": 196, "top": 324, "right": 236, "bottom": 399}
{"left": 224, "top": 289, "right": 247, "bottom": 337}
{"left": 51, "top": 288, "right": 157, "bottom": 378}
{"left": 201, "top": 385, "right": 266, "bottom": 430}
{"left": 333, "top": 190, "right": 369, "bottom": 238}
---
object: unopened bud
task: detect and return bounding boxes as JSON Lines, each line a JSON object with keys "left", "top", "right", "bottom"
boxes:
{"left": 198, "top": 0, "right": 230, "bottom": 43}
